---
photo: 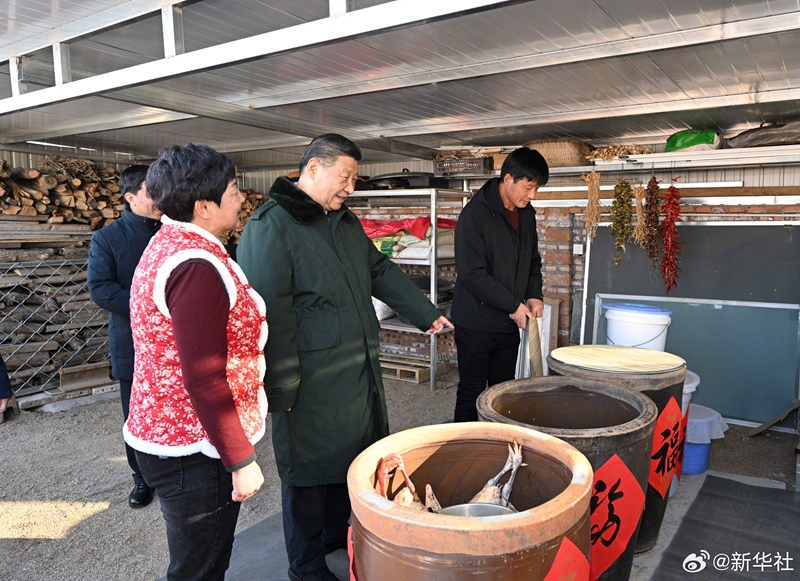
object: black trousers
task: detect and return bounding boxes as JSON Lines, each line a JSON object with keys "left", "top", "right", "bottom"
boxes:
{"left": 281, "top": 481, "right": 351, "bottom": 574}
{"left": 136, "top": 451, "right": 240, "bottom": 581}
{"left": 119, "top": 378, "right": 146, "bottom": 486}
{"left": 453, "top": 326, "right": 520, "bottom": 422}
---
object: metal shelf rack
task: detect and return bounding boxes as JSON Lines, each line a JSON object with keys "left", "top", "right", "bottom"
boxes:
{"left": 349, "top": 188, "right": 472, "bottom": 391}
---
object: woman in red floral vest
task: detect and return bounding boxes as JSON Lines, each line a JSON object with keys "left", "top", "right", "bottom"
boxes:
{"left": 125, "top": 143, "right": 268, "bottom": 581}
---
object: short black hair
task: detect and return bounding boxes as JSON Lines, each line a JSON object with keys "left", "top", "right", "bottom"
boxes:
{"left": 146, "top": 144, "right": 236, "bottom": 222}
{"left": 119, "top": 164, "right": 149, "bottom": 196}
{"left": 501, "top": 147, "right": 549, "bottom": 186}
{"left": 299, "top": 133, "right": 362, "bottom": 174}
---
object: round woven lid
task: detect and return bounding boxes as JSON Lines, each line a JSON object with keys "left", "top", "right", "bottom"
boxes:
{"left": 550, "top": 345, "right": 686, "bottom": 374}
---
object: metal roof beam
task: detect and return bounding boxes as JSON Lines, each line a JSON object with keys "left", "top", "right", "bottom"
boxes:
{"left": 240, "top": 12, "right": 800, "bottom": 108}
{"left": 375, "top": 87, "right": 800, "bottom": 137}
{"left": 0, "top": 0, "right": 528, "bottom": 116}
{"left": 0, "top": 110, "right": 195, "bottom": 145}
{"left": 106, "top": 86, "right": 438, "bottom": 158}
{"left": 0, "top": 142, "right": 153, "bottom": 163}
{"left": 0, "top": 69, "right": 436, "bottom": 158}
{"left": 0, "top": 0, "right": 184, "bottom": 62}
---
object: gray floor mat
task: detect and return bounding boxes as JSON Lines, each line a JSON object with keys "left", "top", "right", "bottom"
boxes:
{"left": 649, "top": 475, "right": 800, "bottom": 580}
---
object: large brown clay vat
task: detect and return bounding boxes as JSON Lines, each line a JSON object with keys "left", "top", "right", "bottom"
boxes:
{"left": 477, "top": 376, "right": 657, "bottom": 581}
{"left": 547, "top": 345, "right": 686, "bottom": 552}
{"left": 347, "top": 422, "right": 593, "bottom": 580}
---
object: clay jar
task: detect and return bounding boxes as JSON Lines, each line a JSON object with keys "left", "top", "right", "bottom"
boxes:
{"left": 347, "top": 422, "right": 593, "bottom": 580}
{"left": 477, "top": 376, "right": 657, "bottom": 581}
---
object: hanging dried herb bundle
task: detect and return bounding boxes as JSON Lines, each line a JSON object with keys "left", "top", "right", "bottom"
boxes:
{"left": 660, "top": 178, "right": 683, "bottom": 293}
{"left": 644, "top": 176, "right": 661, "bottom": 267}
{"left": 609, "top": 178, "right": 633, "bottom": 265}
{"left": 632, "top": 185, "right": 647, "bottom": 247}
{"left": 582, "top": 170, "right": 601, "bottom": 241}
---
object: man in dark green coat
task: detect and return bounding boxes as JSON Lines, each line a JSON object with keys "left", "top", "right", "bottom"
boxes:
{"left": 238, "top": 133, "right": 452, "bottom": 581}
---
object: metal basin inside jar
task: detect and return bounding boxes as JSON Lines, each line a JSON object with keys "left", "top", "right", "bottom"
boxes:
{"left": 438, "top": 503, "right": 516, "bottom": 517}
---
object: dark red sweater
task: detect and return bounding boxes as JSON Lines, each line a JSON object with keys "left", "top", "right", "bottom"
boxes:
{"left": 165, "top": 260, "right": 256, "bottom": 471}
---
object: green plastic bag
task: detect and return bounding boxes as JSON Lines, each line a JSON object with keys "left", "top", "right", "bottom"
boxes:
{"left": 665, "top": 129, "right": 718, "bottom": 152}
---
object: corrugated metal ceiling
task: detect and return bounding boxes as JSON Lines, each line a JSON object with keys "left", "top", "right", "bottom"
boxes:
{"left": 2, "top": 0, "right": 800, "bottom": 170}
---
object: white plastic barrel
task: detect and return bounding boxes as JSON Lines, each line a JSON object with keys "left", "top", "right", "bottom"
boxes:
{"left": 668, "top": 369, "right": 700, "bottom": 497}
{"left": 603, "top": 303, "right": 672, "bottom": 351}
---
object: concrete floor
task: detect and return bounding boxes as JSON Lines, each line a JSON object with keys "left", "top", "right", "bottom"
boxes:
{"left": 4, "top": 369, "right": 797, "bottom": 581}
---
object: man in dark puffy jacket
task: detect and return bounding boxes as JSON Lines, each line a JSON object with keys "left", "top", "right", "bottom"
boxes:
{"left": 450, "top": 148, "right": 549, "bottom": 422}
{"left": 88, "top": 165, "right": 161, "bottom": 508}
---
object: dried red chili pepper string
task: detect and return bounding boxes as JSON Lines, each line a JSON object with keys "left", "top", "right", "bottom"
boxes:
{"left": 660, "top": 177, "right": 683, "bottom": 293}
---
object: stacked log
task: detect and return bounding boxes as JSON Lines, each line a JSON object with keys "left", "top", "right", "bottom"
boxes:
{"left": 0, "top": 156, "right": 122, "bottom": 230}
{"left": 219, "top": 188, "right": 268, "bottom": 245}
{"left": 0, "top": 262, "right": 109, "bottom": 395}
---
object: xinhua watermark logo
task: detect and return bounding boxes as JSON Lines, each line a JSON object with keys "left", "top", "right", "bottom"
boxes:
{"left": 682, "top": 550, "right": 794, "bottom": 573}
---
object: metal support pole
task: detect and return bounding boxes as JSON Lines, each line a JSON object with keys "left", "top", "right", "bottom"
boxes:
{"left": 53, "top": 43, "right": 72, "bottom": 86}
{"left": 9, "top": 57, "right": 27, "bottom": 96}
{"left": 161, "top": 5, "right": 185, "bottom": 58}
{"left": 330, "top": 0, "right": 355, "bottom": 16}
{"left": 430, "top": 189, "right": 438, "bottom": 392}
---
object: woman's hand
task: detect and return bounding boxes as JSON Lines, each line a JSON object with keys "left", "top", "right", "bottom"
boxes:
{"left": 231, "top": 462, "right": 264, "bottom": 502}
{"left": 0, "top": 398, "right": 8, "bottom": 413}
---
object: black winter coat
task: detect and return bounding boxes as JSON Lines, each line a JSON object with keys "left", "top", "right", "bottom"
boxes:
{"left": 451, "top": 177, "right": 543, "bottom": 333}
{"left": 0, "top": 354, "right": 11, "bottom": 400}
{"left": 88, "top": 209, "right": 161, "bottom": 380}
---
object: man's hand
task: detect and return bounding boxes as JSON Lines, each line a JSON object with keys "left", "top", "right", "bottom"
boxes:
{"left": 427, "top": 315, "right": 454, "bottom": 334}
{"left": 509, "top": 303, "right": 533, "bottom": 329}
{"left": 231, "top": 462, "right": 264, "bottom": 502}
{"left": 525, "top": 298, "right": 545, "bottom": 318}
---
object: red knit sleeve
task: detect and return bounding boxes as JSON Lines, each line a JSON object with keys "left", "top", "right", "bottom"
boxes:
{"left": 165, "top": 259, "right": 255, "bottom": 470}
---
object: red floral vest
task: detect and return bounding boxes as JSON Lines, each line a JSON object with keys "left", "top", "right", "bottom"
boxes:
{"left": 123, "top": 217, "right": 268, "bottom": 458}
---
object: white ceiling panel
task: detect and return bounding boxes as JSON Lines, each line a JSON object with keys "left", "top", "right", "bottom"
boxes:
{"left": 2, "top": 0, "right": 800, "bottom": 167}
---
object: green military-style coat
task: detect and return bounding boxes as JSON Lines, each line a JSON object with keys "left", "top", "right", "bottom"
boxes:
{"left": 238, "top": 177, "right": 441, "bottom": 486}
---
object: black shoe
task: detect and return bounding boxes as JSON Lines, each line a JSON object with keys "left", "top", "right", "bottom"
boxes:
{"left": 287, "top": 566, "right": 339, "bottom": 581}
{"left": 128, "top": 482, "right": 154, "bottom": 508}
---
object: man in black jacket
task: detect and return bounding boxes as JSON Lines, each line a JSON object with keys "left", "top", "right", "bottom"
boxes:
{"left": 88, "top": 165, "right": 161, "bottom": 507}
{"left": 451, "top": 148, "right": 549, "bottom": 422}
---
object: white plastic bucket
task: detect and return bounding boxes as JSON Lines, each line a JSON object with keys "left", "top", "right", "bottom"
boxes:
{"left": 681, "top": 370, "right": 700, "bottom": 415}
{"left": 604, "top": 303, "right": 672, "bottom": 351}
{"left": 669, "top": 369, "right": 701, "bottom": 497}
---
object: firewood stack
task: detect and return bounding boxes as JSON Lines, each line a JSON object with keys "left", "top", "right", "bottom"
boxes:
{"left": 218, "top": 188, "right": 268, "bottom": 245}
{"left": 0, "top": 156, "right": 123, "bottom": 229}
{"left": 0, "top": 261, "right": 109, "bottom": 396}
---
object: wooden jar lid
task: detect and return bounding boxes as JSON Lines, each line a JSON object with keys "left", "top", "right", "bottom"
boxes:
{"left": 549, "top": 345, "right": 686, "bottom": 374}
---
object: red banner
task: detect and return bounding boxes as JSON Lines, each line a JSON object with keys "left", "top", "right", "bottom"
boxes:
{"left": 648, "top": 396, "right": 684, "bottom": 498}
{"left": 589, "top": 454, "right": 645, "bottom": 581}
{"left": 544, "top": 536, "right": 590, "bottom": 581}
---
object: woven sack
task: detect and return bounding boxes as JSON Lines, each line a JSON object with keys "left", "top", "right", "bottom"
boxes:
{"left": 524, "top": 138, "right": 593, "bottom": 167}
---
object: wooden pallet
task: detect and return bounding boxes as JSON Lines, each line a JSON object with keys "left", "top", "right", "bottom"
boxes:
{"left": 379, "top": 354, "right": 451, "bottom": 384}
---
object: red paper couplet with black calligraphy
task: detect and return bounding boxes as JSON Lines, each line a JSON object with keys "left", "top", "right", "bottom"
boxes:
{"left": 675, "top": 403, "right": 690, "bottom": 482}
{"left": 589, "top": 453, "right": 645, "bottom": 581}
{"left": 543, "top": 536, "right": 590, "bottom": 581}
{"left": 348, "top": 526, "right": 357, "bottom": 581}
{"left": 648, "top": 396, "right": 684, "bottom": 498}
